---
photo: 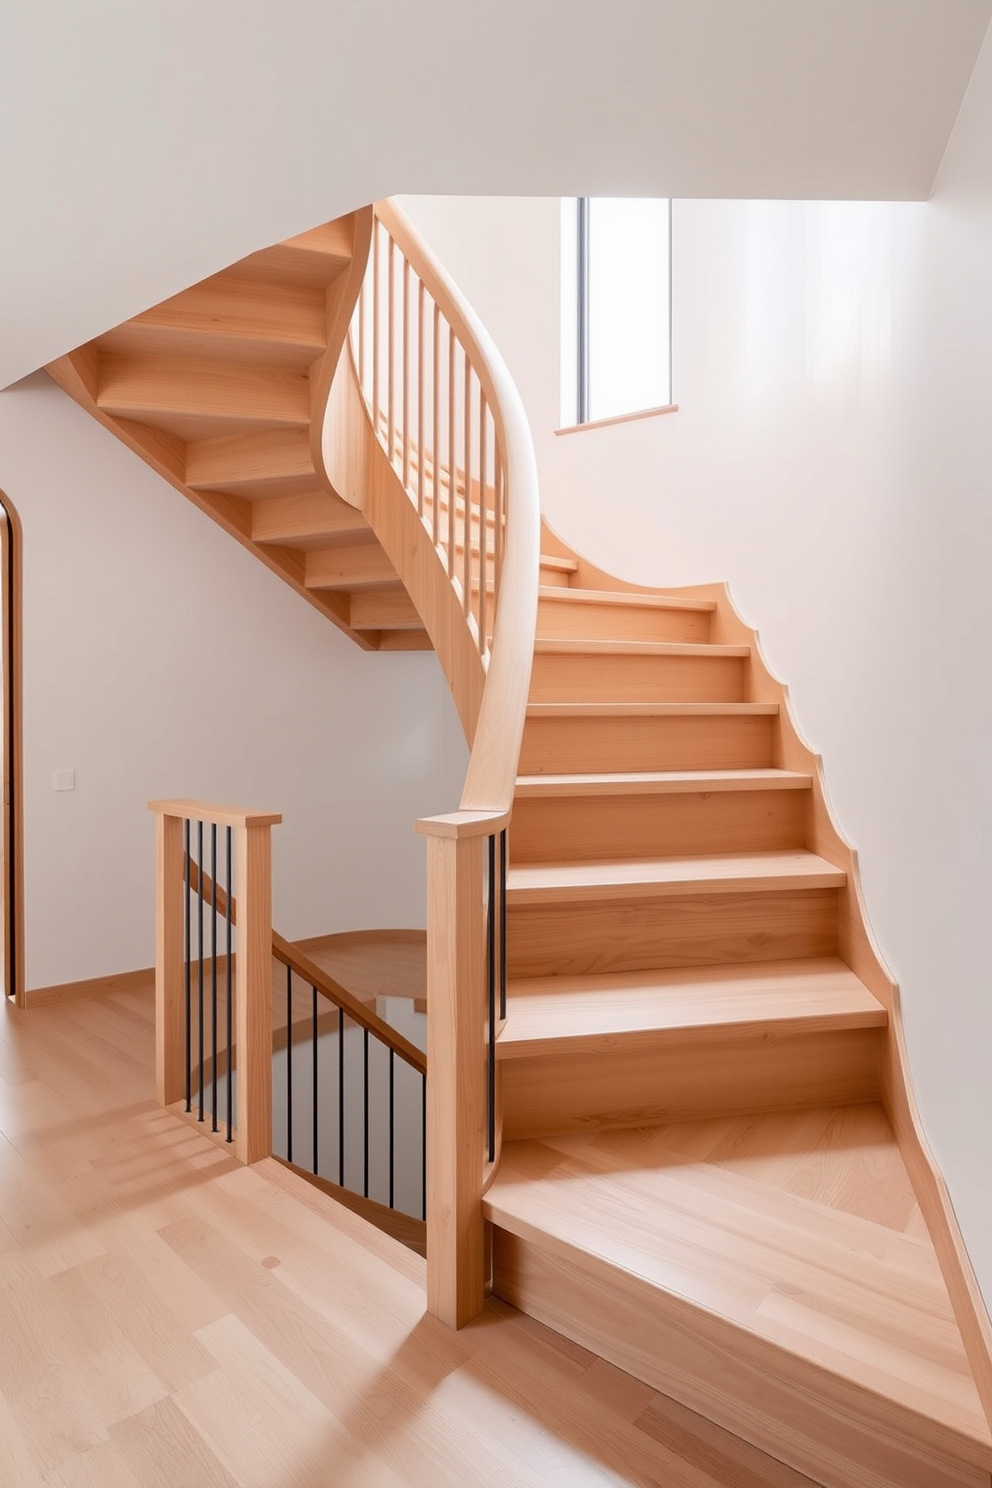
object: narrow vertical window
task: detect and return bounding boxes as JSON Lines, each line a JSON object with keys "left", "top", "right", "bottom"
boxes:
{"left": 561, "top": 197, "right": 672, "bottom": 427}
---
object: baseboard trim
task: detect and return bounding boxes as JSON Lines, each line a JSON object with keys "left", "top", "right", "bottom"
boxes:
{"left": 27, "top": 966, "right": 155, "bottom": 1005}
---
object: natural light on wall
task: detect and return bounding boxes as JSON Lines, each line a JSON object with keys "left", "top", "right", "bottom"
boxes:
{"left": 561, "top": 197, "right": 672, "bottom": 428}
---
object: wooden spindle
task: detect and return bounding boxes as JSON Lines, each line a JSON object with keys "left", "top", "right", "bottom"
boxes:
{"left": 372, "top": 222, "right": 380, "bottom": 427}
{"left": 357, "top": 282, "right": 366, "bottom": 391}
{"left": 495, "top": 452, "right": 504, "bottom": 594}
{"left": 387, "top": 236, "right": 395, "bottom": 466}
{"left": 402, "top": 258, "right": 411, "bottom": 492}
{"left": 447, "top": 328, "right": 456, "bottom": 580}
{"left": 478, "top": 386, "right": 487, "bottom": 655}
{"left": 463, "top": 357, "right": 472, "bottom": 617}
{"left": 432, "top": 300, "right": 441, "bottom": 548}
{"left": 417, "top": 279, "right": 426, "bottom": 519}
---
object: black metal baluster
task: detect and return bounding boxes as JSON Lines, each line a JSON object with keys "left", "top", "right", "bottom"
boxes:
{"left": 210, "top": 823, "right": 218, "bottom": 1132}
{"left": 312, "top": 985, "right": 319, "bottom": 1176}
{"left": 388, "top": 1049, "right": 395, "bottom": 1210}
{"left": 499, "top": 828, "right": 508, "bottom": 1021}
{"left": 184, "top": 819, "right": 191, "bottom": 1113}
{"left": 486, "top": 832, "right": 496, "bottom": 1163}
{"left": 225, "top": 826, "right": 233, "bottom": 1142}
{"left": 363, "top": 1028, "right": 370, "bottom": 1199}
{"left": 197, "top": 819, "right": 204, "bottom": 1123}
{"left": 421, "top": 1075, "right": 427, "bottom": 1222}
{"left": 286, "top": 964, "right": 293, "bottom": 1163}
{"left": 338, "top": 1006, "right": 345, "bottom": 1187}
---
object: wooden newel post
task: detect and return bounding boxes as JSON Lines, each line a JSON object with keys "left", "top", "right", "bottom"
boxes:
{"left": 154, "top": 810, "right": 186, "bottom": 1108}
{"left": 418, "top": 808, "right": 507, "bottom": 1329}
{"left": 149, "top": 800, "right": 281, "bottom": 1166}
{"left": 235, "top": 820, "right": 274, "bottom": 1165}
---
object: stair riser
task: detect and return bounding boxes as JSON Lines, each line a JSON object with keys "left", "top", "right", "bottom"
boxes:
{"left": 537, "top": 599, "right": 712, "bottom": 645}
{"left": 529, "top": 652, "right": 745, "bottom": 705}
{"left": 539, "top": 562, "right": 577, "bottom": 588}
{"left": 185, "top": 429, "right": 316, "bottom": 495}
{"left": 97, "top": 354, "right": 311, "bottom": 430}
{"left": 506, "top": 888, "right": 838, "bottom": 978}
{"left": 491, "top": 1233, "right": 987, "bottom": 1488}
{"left": 519, "top": 714, "right": 775, "bottom": 774}
{"left": 501, "top": 1028, "right": 881, "bottom": 1139}
{"left": 510, "top": 788, "right": 808, "bottom": 862}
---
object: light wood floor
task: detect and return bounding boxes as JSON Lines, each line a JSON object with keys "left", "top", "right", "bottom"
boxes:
{"left": 0, "top": 978, "right": 832, "bottom": 1487}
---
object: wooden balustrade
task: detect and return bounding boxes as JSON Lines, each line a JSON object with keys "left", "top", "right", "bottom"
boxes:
{"left": 320, "top": 199, "right": 540, "bottom": 1327}
{"left": 148, "top": 799, "right": 281, "bottom": 1166}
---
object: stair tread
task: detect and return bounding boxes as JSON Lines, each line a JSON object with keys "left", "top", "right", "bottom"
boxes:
{"left": 506, "top": 850, "right": 846, "bottom": 903}
{"left": 515, "top": 768, "right": 811, "bottom": 797}
{"left": 499, "top": 956, "right": 886, "bottom": 1054}
{"left": 526, "top": 701, "right": 779, "bottom": 718}
{"left": 486, "top": 1132, "right": 992, "bottom": 1453}
{"left": 534, "top": 638, "right": 748, "bottom": 658}
{"left": 539, "top": 586, "right": 717, "bottom": 613}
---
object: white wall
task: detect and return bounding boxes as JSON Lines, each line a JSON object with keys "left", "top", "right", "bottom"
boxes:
{"left": 0, "top": 374, "right": 467, "bottom": 991}
{"left": 2, "top": 1, "right": 987, "bottom": 392}
{"left": 399, "top": 29, "right": 992, "bottom": 1302}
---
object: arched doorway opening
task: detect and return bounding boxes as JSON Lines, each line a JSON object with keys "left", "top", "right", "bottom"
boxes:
{"left": 0, "top": 493, "right": 24, "bottom": 1006}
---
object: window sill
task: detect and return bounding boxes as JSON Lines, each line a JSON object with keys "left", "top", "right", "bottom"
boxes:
{"left": 555, "top": 403, "right": 679, "bottom": 436}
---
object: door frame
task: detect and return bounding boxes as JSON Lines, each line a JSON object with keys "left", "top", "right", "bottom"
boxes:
{"left": 0, "top": 492, "right": 24, "bottom": 1006}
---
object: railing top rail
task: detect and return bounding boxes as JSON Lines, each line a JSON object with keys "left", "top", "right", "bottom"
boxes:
{"left": 272, "top": 931, "right": 427, "bottom": 1077}
{"left": 180, "top": 853, "right": 426, "bottom": 1078}
{"left": 148, "top": 799, "right": 282, "bottom": 830}
{"left": 373, "top": 200, "right": 541, "bottom": 815}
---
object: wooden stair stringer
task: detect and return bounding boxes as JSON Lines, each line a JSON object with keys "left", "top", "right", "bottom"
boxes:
{"left": 321, "top": 348, "right": 486, "bottom": 741}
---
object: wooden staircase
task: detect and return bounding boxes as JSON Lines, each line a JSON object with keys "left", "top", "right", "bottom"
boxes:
{"left": 46, "top": 202, "right": 992, "bottom": 1488}
{"left": 484, "top": 571, "right": 992, "bottom": 1488}
{"left": 45, "top": 210, "right": 432, "bottom": 651}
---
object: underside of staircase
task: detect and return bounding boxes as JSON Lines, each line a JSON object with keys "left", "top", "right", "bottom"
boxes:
{"left": 45, "top": 208, "right": 992, "bottom": 1488}
{"left": 45, "top": 210, "right": 432, "bottom": 651}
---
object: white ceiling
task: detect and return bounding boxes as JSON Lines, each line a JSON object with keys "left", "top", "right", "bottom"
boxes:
{"left": 1, "top": 0, "right": 989, "bottom": 389}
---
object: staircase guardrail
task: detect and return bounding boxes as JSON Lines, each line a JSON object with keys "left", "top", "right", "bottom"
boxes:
{"left": 326, "top": 199, "right": 540, "bottom": 1326}
{"left": 148, "top": 800, "right": 428, "bottom": 1237}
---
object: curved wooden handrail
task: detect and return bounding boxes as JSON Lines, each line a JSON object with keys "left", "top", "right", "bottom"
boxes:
{"left": 319, "top": 200, "right": 540, "bottom": 1326}
{"left": 324, "top": 198, "right": 540, "bottom": 812}
{"left": 374, "top": 200, "right": 540, "bottom": 811}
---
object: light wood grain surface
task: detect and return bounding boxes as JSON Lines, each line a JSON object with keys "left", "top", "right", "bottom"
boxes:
{"left": 487, "top": 1113, "right": 992, "bottom": 1488}
{"left": 0, "top": 977, "right": 882, "bottom": 1487}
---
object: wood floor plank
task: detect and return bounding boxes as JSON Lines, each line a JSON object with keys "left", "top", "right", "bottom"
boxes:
{"left": 109, "top": 1398, "right": 240, "bottom": 1488}
{"left": 41, "top": 1436, "right": 144, "bottom": 1488}
{"left": 4, "top": 978, "right": 968, "bottom": 1488}
{"left": 634, "top": 1392, "right": 823, "bottom": 1488}
{"left": 0, "top": 1384, "right": 44, "bottom": 1488}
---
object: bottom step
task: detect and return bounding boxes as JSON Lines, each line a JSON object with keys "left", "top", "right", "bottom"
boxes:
{"left": 484, "top": 1113, "right": 992, "bottom": 1488}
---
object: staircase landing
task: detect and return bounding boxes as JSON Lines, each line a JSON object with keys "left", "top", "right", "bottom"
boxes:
{"left": 486, "top": 1106, "right": 992, "bottom": 1488}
